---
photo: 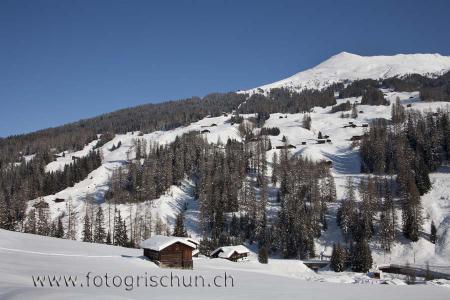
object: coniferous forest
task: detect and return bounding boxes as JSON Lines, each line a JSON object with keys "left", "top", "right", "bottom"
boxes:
{"left": 1, "top": 71, "right": 450, "bottom": 273}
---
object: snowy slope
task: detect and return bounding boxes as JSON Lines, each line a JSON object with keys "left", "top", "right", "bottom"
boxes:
{"left": 45, "top": 139, "right": 100, "bottom": 173}
{"left": 29, "top": 86, "right": 450, "bottom": 268}
{"left": 244, "top": 52, "right": 450, "bottom": 93}
{"left": 1, "top": 229, "right": 449, "bottom": 300}
{"left": 21, "top": 51, "right": 450, "bottom": 273}
{"left": 29, "top": 115, "right": 244, "bottom": 239}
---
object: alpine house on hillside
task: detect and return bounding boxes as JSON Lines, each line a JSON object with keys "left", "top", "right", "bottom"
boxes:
{"left": 140, "top": 235, "right": 197, "bottom": 269}
{"left": 210, "top": 245, "right": 250, "bottom": 262}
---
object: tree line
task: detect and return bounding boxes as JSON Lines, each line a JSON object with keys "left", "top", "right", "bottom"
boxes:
{"left": 0, "top": 150, "right": 102, "bottom": 231}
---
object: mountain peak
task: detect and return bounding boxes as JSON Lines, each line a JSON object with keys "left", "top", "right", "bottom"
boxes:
{"left": 331, "top": 51, "right": 360, "bottom": 58}
{"left": 245, "top": 52, "right": 450, "bottom": 93}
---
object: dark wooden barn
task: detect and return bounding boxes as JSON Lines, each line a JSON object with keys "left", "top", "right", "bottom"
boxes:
{"left": 350, "top": 135, "right": 364, "bottom": 141}
{"left": 276, "top": 144, "right": 296, "bottom": 149}
{"left": 33, "top": 201, "right": 49, "bottom": 209}
{"left": 140, "top": 235, "right": 197, "bottom": 269}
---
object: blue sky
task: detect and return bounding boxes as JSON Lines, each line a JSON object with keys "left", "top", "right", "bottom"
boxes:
{"left": 1, "top": 0, "right": 450, "bottom": 137}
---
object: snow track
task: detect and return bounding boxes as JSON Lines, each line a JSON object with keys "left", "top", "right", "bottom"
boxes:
{"left": 0, "top": 246, "right": 121, "bottom": 258}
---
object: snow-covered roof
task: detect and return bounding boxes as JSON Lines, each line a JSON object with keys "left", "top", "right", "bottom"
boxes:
{"left": 140, "top": 235, "right": 196, "bottom": 251}
{"left": 185, "top": 237, "right": 200, "bottom": 246}
{"left": 210, "top": 245, "right": 250, "bottom": 258}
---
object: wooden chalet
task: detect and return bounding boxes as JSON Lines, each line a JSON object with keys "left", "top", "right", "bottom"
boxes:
{"left": 350, "top": 135, "right": 364, "bottom": 141}
{"left": 276, "top": 144, "right": 296, "bottom": 150}
{"left": 210, "top": 245, "right": 250, "bottom": 262}
{"left": 33, "top": 201, "right": 49, "bottom": 209}
{"left": 140, "top": 235, "right": 197, "bottom": 269}
{"left": 317, "top": 139, "right": 326, "bottom": 144}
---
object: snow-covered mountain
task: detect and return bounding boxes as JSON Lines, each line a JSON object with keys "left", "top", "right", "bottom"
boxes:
{"left": 2, "top": 52, "right": 450, "bottom": 298}
{"left": 245, "top": 52, "right": 450, "bottom": 93}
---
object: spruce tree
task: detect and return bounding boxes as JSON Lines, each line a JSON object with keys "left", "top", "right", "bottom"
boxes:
{"left": 338, "top": 177, "right": 356, "bottom": 241}
{"left": 425, "top": 262, "right": 434, "bottom": 281}
{"left": 302, "top": 114, "right": 312, "bottom": 130}
{"left": 0, "top": 195, "right": 10, "bottom": 230}
{"left": 24, "top": 209, "right": 37, "bottom": 234}
{"left": 106, "top": 231, "right": 112, "bottom": 244}
{"left": 229, "top": 214, "right": 240, "bottom": 237}
{"left": 351, "top": 103, "right": 358, "bottom": 118}
{"left": 173, "top": 212, "right": 188, "bottom": 237}
{"left": 330, "top": 243, "right": 346, "bottom": 272}
{"left": 391, "top": 97, "right": 405, "bottom": 124}
{"left": 114, "top": 210, "right": 125, "bottom": 246}
{"left": 93, "top": 206, "right": 106, "bottom": 243}
{"left": 36, "top": 207, "right": 50, "bottom": 236}
{"left": 401, "top": 175, "right": 423, "bottom": 242}
{"left": 351, "top": 239, "right": 373, "bottom": 273}
{"left": 154, "top": 213, "right": 164, "bottom": 235}
{"left": 55, "top": 216, "right": 64, "bottom": 238}
{"left": 82, "top": 212, "right": 93, "bottom": 242}
{"left": 271, "top": 152, "right": 278, "bottom": 185}
{"left": 258, "top": 246, "right": 269, "bottom": 264}
{"left": 430, "top": 221, "right": 437, "bottom": 244}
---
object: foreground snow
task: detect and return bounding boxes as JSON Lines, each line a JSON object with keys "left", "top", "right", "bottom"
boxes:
{"left": 1, "top": 230, "right": 449, "bottom": 300}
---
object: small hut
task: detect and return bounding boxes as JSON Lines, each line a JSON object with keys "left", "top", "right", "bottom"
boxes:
{"left": 350, "top": 135, "right": 364, "bottom": 141}
{"left": 140, "top": 235, "right": 196, "bottom": 269}
{"left": 372, "top": 270, "right": 384, "bottom": 280}
{"left": 276, "top": 144, "right": 296, "bottom": 150}
{"left": 210, "top": 245, "right": 250, "bottom": 262}
{"left": 33, "top": 201, "right": 49, "bottom": 209}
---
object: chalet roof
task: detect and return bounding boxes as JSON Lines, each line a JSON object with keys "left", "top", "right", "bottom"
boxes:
{"left": 210, "top": 245, "right": 250, "bottom": 258}
{"left": 140, "top": 235, "right": 196, "bottom": 251}
{"left": 185, "top": 237, "right": 200, "bottom": 246}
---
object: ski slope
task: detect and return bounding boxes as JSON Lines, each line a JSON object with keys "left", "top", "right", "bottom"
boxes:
{"left": 1, "top": 229, "right": 449, "bottom": 300}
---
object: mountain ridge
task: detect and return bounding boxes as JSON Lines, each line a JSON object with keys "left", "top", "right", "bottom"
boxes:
{"left": 244, "top": 52, "right": 450, "bottom": 93}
